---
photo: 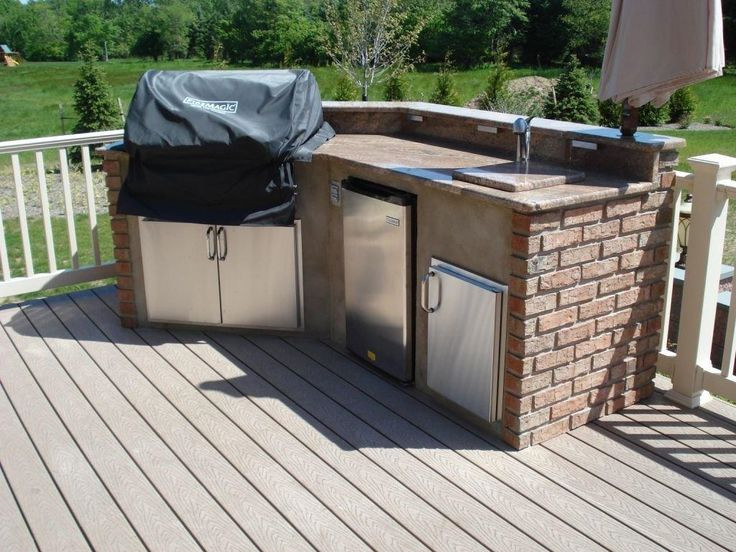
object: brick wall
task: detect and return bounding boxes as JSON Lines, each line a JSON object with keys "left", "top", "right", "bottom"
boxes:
{"left": 102, "top": 150, "right": 137, "bottom": 328}
{"left": 503, "top": 187, "right": 674, "bottom": 448}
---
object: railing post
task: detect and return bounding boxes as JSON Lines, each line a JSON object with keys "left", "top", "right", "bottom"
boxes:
{"left": 667, "top": 154, "right": 736, "bottom": 407}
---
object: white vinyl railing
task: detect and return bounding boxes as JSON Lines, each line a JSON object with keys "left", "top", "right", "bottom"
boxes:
{"left": 659, "top": 154, "right": 736, "bottom": 407}
{"left": 0, "top": 130, "right": 123, "bottom": 298}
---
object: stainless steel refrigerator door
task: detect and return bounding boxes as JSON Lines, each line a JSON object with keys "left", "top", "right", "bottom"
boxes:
{"left": 218, "top": 222, "right": 303, "bottom": 329}
{"left": 139, "top": 219, "right": 222, "bottom": 325}
{"left": 343, "top": 188, "right": 412, "bottom": 380}
{"left": 426, "top": 261, "right": 504, "bottom": 421}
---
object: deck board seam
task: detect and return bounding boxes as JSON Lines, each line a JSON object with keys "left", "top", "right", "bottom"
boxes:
{"left": 245, "top": 335, "right": 570, "bottom": 552}
{"left": 32, "top": 297, "right": 209, "bottom": 551}
{"left": 538, "top": 439, "right": 731, "bottom": 551}
{"left": 0, "top": 458, "right": 41, "bottom": 552}
{"left": 566, "top": 430, "right": 736, "bottom": 524}
{"left": 306, "top": 339, "right": 641, "bottom": 551}
{"left": 0, "top": 334, "right": 95, "bottom": 551}
{"left": 54, "top": 294, "right": 259, "bottom": 551}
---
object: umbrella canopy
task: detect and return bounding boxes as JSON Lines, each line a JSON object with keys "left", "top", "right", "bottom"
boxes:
{"left": 598, "top": 0, "right": 725, "bottom": 108}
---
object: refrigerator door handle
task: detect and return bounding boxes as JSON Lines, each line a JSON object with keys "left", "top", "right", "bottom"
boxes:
{"left": 421, "top": 270, "right": 438, "bottom": 313}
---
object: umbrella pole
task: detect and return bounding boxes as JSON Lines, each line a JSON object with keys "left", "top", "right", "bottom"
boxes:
{"left": 620, "top": 99, "right": 639, "bottom": 137}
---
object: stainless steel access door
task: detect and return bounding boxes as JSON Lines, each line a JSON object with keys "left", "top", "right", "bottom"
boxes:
{"left": 139, "top": 220, "right": 222, "bottom": 325}
{"left": 218, "top": 222, "right": 303, "bottom": 329}
{"left": 424, "top": 259, "right": 506, "bottom": 422}
{"left": 343, "top": 182, "right": 414, "bottom": 381}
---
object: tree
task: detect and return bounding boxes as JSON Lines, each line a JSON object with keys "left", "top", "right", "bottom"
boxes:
{"left": 73, "top": 47, "right": 118, "bottom": 134}
{"left": 477, "top": 58, "right": 511, "bottom": 109}
{"left": 429, "top": 59, "right": 460, "bottom": 106}
{"left": 324, "top": 0, "right": 427, "bottom": 101}
{"left": 132, "top": 2, "right": 193, "bottom": 60}
{"left": 383, "top": 70, "right": 409, "bottom": 100}
{"left": 439, "top": 0, "right": 528, "bottom": 67}
{"left": 544, "top": 55, "right": 599, "bottom": 124}
{"left": 560, "top": 0, "right": 611, "bottom": 66}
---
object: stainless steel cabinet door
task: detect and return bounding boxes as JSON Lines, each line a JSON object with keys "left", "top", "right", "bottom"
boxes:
{"left": 218, "top": 223, "right": 302, "bottom": 329}
{"left": 426, "top": 262, "right": 503, "bottom": 421}
{"left": 139, "top": 219, "right": 222, "bottom": 325}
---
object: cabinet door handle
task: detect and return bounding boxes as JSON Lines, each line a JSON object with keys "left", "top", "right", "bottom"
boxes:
{"left": 421, "top": 270, "right": 438, "bottom": 313}
{"left": 206, "top": 226, "right": 216, "bottom": 260}
{"left": 217, "top": 227, "right": 227, "bottom": 261}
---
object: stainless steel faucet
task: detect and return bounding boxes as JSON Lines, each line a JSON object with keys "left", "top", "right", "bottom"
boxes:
{"left": 513, "top": 116, "right": 534, "bottom": 165}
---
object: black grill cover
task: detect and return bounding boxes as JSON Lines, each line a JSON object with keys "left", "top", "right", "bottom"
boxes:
{"left": 118, "top": 69, "right": 334, "bottom": 225}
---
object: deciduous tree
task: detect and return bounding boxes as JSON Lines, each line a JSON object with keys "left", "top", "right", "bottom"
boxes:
{"left": 324, "top": 0, "right": 427, "bottom": 101}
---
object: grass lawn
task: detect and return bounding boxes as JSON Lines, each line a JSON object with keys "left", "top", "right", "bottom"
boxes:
{"left": 5, "top": 58, "right": 732, "bottom": 142}
{"left": 656, "top": 130, "right": 736, "bottom": 172}
{"left": 657, "top": 129, "right": 736, "bottom": 266}
{"left": 1, "top": 213, "right": 114, "bottom": 303}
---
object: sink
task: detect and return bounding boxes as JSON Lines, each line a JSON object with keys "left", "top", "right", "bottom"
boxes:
{"left": 452, "top": 162, "right": 585, "bottom": 192}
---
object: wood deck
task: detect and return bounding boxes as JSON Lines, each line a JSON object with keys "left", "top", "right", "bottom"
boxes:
{"left": 2, "top": 286, "right": 736, "bottom": 552}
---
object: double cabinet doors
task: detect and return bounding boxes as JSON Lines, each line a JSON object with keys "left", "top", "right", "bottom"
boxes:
{"left": 139, "top": 219, "right": 302, "bottom": 329}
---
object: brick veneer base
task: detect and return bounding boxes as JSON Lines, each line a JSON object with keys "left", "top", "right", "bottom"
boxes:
{"left": 102, "top": 151, "right": 137, "bottom": 328}
{"left": 503, "top": 183, "right": 674, "bottom": 449}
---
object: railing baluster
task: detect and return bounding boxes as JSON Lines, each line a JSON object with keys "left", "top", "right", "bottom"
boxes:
{"left": 59, "top": 148, "right": 79, "bottom": 269}
{"left": 35, "top": 151, "right": 57, "bottom": 273}
{"left": 658, "top": 184, "right": 684, "bottom": 354}
{"left": 721, "top": 287, "right": 736, "bottom": 377}
{"left": 82, "top": 146, "right": 101, "bottom": 265}
{"left": 11, "top": 154, "right": 34, "bottom": 277}
{"left": 0, "top": 207, "right": 10, "bottom": 281}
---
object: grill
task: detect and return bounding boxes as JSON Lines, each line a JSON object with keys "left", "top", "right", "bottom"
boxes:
{"left": 118, "top": 69, "right": 334, "bottom": 225}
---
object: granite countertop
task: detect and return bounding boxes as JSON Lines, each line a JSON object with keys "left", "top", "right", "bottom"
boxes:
{"left": 313, "top": 133, "right": 662, "bottom": 213}
{"left": 323, "top": 102, "right": 686, "bottom": 153}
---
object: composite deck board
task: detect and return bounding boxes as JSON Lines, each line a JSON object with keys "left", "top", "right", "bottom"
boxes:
{"left": 646, "top": 393, "right": 736, "bottom": 447}
{"left": 0, "top": 358, "right": 91, "bottom": 552}
{"left": 571, "top": 424, "right": 736, "bottom": 521}
{"left": 76, "top": 290, "right": 372, "bottom": 552}
{"left": 167, "top": 329, "right": 431, "bottom": 552}
{"left": 18, "top": 299, "right": 209, "bottom": 552}
{"left": 46, "top": 292, "right": 305, "bottom": 552}
{"left": 596, "top": 413, "right": 736, "bottom": 494}
{"left": 289, "top": 337, "right": 665, "bottom": 552}
{"left": 250, "top": 335, "right": 599, "bottom": 552}
{"left": 38, "top": 293, "right": 257, "bottom": 551}
{"left": 4, "top": 286, "right": 736, "bottom": 552}
{"left": 543, "top": 433, "right": 736, "bottom": 551}
{"left": 172, "top": 331, "right": 482, "bottom": 552}
{"left": 0, "top": 463, "right": 38, "bottom": 552}
{"left": 90, "top": 286, "right": 476, "bottom": 552}
{"left": 617, "top": 407, "right": 736, "bottom": 479}
{"left": 622, "top": 404, "right": 736, "bottom": 465}
{"left": 210, "top": 331, "right": 528, "bottom": 552}
{"left": 0, "top": 309, "right": 144, "bottom": 552}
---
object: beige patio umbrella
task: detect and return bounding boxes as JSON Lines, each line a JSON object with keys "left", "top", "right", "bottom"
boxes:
{"left": 598, "top": 0, "right": 725, "bottom": 132}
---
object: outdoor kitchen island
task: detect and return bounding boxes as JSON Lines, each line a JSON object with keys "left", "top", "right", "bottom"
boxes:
{"left": 104, "top": 102, "right": 683, "bottom": 449}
